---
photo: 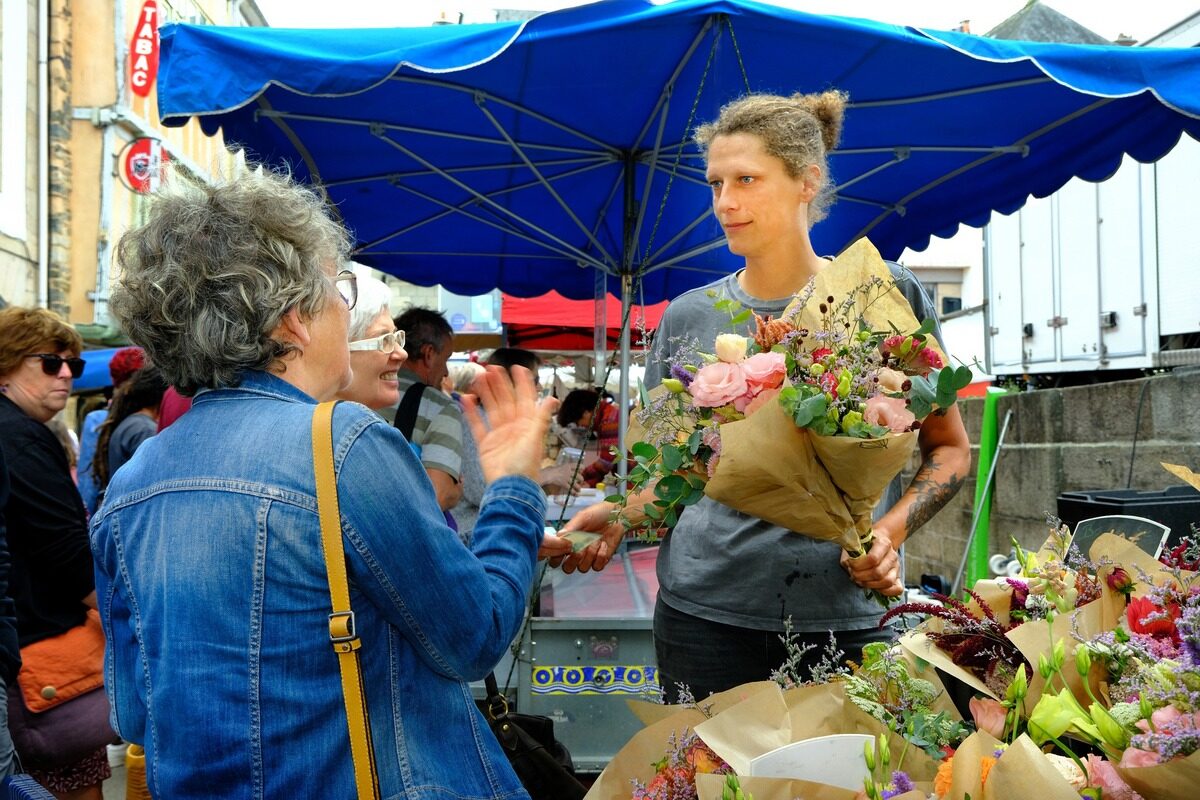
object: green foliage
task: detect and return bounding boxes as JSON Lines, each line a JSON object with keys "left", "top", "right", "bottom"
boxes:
{"left": 842, "top": 642, "right": 971, "bottom": 759}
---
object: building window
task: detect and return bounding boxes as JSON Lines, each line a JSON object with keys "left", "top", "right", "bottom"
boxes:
{"left": 0, "top": 0, "right": 30, "bottom": 239}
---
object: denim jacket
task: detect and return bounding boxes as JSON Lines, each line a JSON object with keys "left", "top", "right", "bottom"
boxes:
{"left": 90, "top": 371, "right": 542, "bottom": 799}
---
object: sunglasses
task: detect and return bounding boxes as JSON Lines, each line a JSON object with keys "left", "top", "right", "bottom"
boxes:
{"left": 348, "top": 330, "right": 406, "bottom": 353}
{"left": 333, "top": 270, "right": 358, "bottom": 310}
{"left": 27, "top": 353, "right": 86, "bottom": 379}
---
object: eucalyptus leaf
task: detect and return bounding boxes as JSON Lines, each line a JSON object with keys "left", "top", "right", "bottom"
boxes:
{"left": 687, "top": 429, "right": 702, "bottom": 456}
{"left": 660, "top": 446, "right": 684, "bottom": 473}
{"left": 730, "top": 308, "right": 753, "bottom": 326}
{"left": 631, "top": 441, "right": 657, "bottom": 461}
{"left": 643, "top": 503, "right": 664, "bottom": 521}
{"left": 655, "top": 474, "right": 687, "bottom": 500}
{"left": 953, "top": 365, "right": 973, "bottom": 390}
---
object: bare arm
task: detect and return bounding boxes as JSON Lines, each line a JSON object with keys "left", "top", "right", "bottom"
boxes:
{"left": 426, "top": 467, "right": 463, "bottom": 511}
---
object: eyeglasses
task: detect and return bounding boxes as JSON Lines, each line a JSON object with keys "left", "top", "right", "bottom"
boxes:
{"left": 333, "top": 270, "right": 358, "bottom": 310}
{"left": 27, "top": 353, "right": 86, "bottom": 379}
{"left": 348, "top": 330, "right": 406, "bottom": 353}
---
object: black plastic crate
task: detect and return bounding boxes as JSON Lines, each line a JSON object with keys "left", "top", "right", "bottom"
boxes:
{"left": 1056, "top": 486, "right": 1200, "bottom": 547}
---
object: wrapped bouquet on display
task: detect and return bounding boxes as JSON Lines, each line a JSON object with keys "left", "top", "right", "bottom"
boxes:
{"left": 589, "top": 465, "right": 1199, "bottom": 800}
{"left": 617, "top": 239, "right": 971, "bottom": 568}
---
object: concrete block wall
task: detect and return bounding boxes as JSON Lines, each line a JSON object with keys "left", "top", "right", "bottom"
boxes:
{"left": 902, "top": 371, "right": 1200, "bottom": 585}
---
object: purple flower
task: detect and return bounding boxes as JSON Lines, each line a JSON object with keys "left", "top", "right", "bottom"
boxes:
{"left": 882, "top": 771, "right": 914, "bottom": 799}
{"left": 669, "top": 362, "right": 694, "bottom": 388}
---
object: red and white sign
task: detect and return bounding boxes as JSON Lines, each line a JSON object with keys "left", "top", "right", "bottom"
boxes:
{"left": 129, "top": 1, "right": 160, "bottom": 98}
{"left": 122, "top": 138, "right": 169, "bottom": 194}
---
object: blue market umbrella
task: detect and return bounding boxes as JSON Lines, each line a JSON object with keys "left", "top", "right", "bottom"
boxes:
{"left": 157, "top": 0, "right": 1200, "bottom": 304}
{"left": 156, "top": 0, "right": 1200, "bottom": 437}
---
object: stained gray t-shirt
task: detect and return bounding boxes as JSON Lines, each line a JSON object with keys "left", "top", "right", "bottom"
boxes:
{"left": 644, "top": 261, "right": 942, "bottom": 633}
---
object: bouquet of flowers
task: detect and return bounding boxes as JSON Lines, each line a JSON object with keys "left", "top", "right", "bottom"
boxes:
{"left": 621, "top": 238, "right": 971, "bottom": 554}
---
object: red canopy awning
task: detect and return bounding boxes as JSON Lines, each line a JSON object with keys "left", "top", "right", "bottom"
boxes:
{"left": 501, "top": 291, "right": 668, "bottom": 351}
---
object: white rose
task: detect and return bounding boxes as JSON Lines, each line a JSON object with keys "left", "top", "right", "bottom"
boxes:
{"left": 714, "top": 333, "right": 749, "bottom": 364}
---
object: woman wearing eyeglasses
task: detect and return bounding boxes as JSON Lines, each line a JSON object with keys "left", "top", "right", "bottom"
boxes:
{"left": 91, "top": 165, "right": 572, "bottom": 800}
{"left": 336, "top": 272, "right": 409, "bottom": 413}
{"left": 0, "top": 306, "right": 112, "bottom": 799}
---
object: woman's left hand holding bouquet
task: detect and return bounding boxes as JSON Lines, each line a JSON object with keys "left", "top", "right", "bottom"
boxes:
{"left": 842, "top": 526, "right": 903, "bottom": 598}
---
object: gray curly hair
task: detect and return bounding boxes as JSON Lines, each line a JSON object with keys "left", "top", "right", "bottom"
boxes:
{"left": 695, "top": 90, "right": 847, "bottom": 225}
{"left": 111, "top": 164, "right": 352, "bottom": 395}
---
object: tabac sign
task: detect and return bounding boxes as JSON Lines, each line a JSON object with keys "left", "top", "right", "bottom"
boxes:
{"left": 129, "top": 1, "right": 160, "bottom": 98}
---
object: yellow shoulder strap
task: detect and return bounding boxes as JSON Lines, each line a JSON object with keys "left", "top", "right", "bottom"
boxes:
{"left": 312, "top": 400, "right": 380, "bottom": 800}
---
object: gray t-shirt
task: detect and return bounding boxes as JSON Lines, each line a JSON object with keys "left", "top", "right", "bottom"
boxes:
{"left": 645, "top": 261, "right": 941, "bottom": 633}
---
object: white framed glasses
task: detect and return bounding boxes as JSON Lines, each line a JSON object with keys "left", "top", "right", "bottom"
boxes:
{"left": 348, "top": 330, "right": 406, "bottom": 353}
{"left": 332, "top": 270, "right": 358, "bottom": 310}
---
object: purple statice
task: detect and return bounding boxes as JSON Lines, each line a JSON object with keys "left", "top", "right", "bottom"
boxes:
{"left": 1176, "top": 586, "right": 1200, "bottom": 667}
{"left": 881, "top": 770, "right": 914, "bottom": 799}
{"left": 1129, "top": 712, "right": 1200, "bottom": 762}
{"left": 669, "top": 361, "right": 694, "bottom": 388}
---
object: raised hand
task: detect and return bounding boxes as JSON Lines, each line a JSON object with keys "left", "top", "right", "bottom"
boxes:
{"left": 463, "top": 366, "right": 558, "bottom": 484}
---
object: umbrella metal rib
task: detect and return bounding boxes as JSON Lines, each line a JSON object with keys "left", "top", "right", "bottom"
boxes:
{"left": 320, "top": 157, "right": 606, "bottom": 188}
{"left": 476, "top": 101, "right": 616, "bottom": 266}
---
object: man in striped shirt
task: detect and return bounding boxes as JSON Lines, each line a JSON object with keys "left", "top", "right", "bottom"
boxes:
{"left": 390, "top": 308, "right": 463, "bottom": 512}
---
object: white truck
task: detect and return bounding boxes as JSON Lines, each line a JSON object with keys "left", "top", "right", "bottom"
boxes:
{"left": 984, "top": 15, "right": 1200, "bottom": 382}
{"left": 983, "top": 133, "right": 1200, "bottom": 381}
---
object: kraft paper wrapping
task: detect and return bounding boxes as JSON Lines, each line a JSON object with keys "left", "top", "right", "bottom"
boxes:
{"left": 1006, "top": 599, "right": 1106, "bottom": 709}
{"left": 583, "top": 707, "right": 711, "bottom": 800}
{"left": 1162, "top": 461, "right": 1200, "bottom": 492}
{"left": 1116, "top": 750, "right": 1200, "bottom": 800}
{"left": 899, "top": 628, "right": 999, "bottom": 702}
{"left": 781, "top": 238, "right": 948, "bottom": 367}
{"left": 703, "top": 394, "right": 859, "bottom": 550}
{"left": 693, "top": 682, "right": 939, "bottom": 783}
{"left": 808, "top": 431, "right": 919, "bottom": 544}
{"left": 626, "top": 681, "right": 778, "bottom": 728}
{"left": 981, "top": 734, "right": 1083, "bottom": 800}
{"left": 939, "top": 732, "right": 1079, "bottom": 800}
{"left": 695, "top": 773, "right": 873, "bottom": 800}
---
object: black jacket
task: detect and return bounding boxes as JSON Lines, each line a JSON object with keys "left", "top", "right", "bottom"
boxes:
{"left": 0, "top": 394, "right": 94, "bottom": 654}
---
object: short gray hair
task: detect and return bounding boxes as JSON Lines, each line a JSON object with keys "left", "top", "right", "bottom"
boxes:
{"left": 347, "top": 272, "right": 393, "bottom": 341}
{"left": 111, "top": 163, "right": 352, "bottom": 395}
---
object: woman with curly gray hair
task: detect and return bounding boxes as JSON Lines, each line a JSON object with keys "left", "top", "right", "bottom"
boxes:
{"left": 92, "top": 163, "right": 569, "bottom": 799}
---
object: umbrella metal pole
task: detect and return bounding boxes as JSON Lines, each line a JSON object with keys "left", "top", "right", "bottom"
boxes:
{"left": 950, "top": 408, "right": 1013, "bottom": 598}
{"left": 617, "top": 271, "right": 632, "bottom": 489}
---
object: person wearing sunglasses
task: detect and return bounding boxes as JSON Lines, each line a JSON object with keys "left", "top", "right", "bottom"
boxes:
{"left": 0, "top": 306, "right": 112, "bottom": 796}
{"left": 92, "top": 163, "right": 572, "bottom": 800}
{"left": 335, "top": 272, "right": 408, "bottom": 413}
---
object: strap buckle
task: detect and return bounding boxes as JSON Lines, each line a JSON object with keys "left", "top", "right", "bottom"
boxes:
{"left": 329, "top": 611, "right": 359, "bottom": 647}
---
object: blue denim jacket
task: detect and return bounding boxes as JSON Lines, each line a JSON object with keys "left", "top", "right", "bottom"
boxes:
{"left": 90, "top": 371, "right": 542, "bottom": 799}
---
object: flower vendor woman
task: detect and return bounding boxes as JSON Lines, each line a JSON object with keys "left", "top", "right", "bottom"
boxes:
{"left": 559, "top": 91, "right": 971, "bottom": 700}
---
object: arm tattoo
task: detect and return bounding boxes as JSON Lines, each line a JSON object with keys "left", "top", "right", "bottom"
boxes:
{"left": 904, "top": 454, "right": 967, "bottom": 535}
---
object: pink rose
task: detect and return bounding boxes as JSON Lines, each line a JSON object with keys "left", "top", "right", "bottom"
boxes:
{"left": 1086, "top": 755, "right": 1143, "bottom": 800}
{"left": 689, "top": 362, "right": 748, "bottom": 408}
{"left": 738, "top": 386, "right": 781, "bottom": 416}
{"left": 741, "top": 352, "right": 786, "bottom": 392}
{"left": 864, "top": 395, "right": 916, "bottom": 433}
{"left": 1117, "top": 747, "right": 1160, "bottom": 770}
{"left": 969, "top": 696, "right": 1007, "bottom": 739}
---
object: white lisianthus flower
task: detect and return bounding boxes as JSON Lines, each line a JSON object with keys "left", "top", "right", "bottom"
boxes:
{"left": 714, "top": 333, "right": 749, "bottom": 363}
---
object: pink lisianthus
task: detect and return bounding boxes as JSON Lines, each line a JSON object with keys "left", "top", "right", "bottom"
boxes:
{"left": 1086, "top": 755, "right": 1144, "bottom": 800}
{"left": 1117, "top": 746, "right": 1161, "bottom": 770}
{"left": 741, "top": 351, "right": 786, "bottom": 391}
{"left": 690, "top": 362, "right": 748, "bottom": 408}
{"left": 737, "top": 386, "right": 781, "bottom": 416}
{"left": 969, "top": 696, "right": 1007, "bottom": 739}
{"left": 863, "top": 395, "right": 916, "bottom": 433}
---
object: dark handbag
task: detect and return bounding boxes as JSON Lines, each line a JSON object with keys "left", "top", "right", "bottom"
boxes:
{"left": 483, "top": 673, "right": 587, "bottom": 800}
{"left": 6, "top": 611, "right": 116, "bottom": 770}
